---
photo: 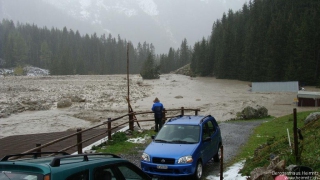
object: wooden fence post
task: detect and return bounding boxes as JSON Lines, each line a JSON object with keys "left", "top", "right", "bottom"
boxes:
{"left": 293, "top": 108, "right": 299, "bottom": 163}
{"left": 77, "top": 128, "right": 82, "bottom": 154}
{"left": 162, "top": 108, "right": 166, "bottom": 124}
{"left": 108, "top": 118, "right": 112, "bottom": 140}
{"left": 220, "top": 145, "right": 224, "bottom": 180}
{"left": 181, "top": 107, "right": 184, "bottom": 116}
{"left": 129, "top": 111, "right": 134, "bottom": 131}
{"left": 36, "top": 143, "right": 41, "bottom": 157}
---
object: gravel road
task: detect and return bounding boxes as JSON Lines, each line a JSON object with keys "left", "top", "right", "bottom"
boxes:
{"left": 202, "top": 120, "right": 266, "bottom": 179}
{"left": 219, "top": 120, "right": 266, "bottom": 162}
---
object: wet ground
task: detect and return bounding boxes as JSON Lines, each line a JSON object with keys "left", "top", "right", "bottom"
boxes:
{"left": 203, "top": 120, "right": 266, "bottom": 179}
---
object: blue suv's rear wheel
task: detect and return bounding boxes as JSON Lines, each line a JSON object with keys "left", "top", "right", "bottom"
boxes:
{"left": 193, "top": 160, "right": 203, "bottom": 180}
{"left": 214, "top": 145, "right": 221, "bottom": 162}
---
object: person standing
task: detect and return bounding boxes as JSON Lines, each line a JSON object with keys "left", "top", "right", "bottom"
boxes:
{"left": 152, "top": 97, "right": 164, "bottom": 132}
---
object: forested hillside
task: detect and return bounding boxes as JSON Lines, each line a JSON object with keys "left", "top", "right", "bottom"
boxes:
{"left": 0, "top": 20, "right": 156, "bottom": 75}
{"left": 191, "top": 0, "right": 320, "bottom": 85}
{"left": 0, "top": 19, "right": 192, "bottom": 76}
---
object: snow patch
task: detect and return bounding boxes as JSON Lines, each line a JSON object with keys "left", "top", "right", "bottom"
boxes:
{"left": 25, "top": 66, "right": 50, "bottom": 76}
{"left": 112, "top": 3, "right": 137, "bottom": 17}
{"left": 0, "top": 66, "right": 49, "bottom": 76}
{"left": 137, "top": 0, "right": 158, "bottom": 16}
{"left": 206, "top": 160, "right": 248, "bottom": 180}
{"left": 79, "top": 0, "right": 91, "bottom": 19}
{"left": 126, "top": 134, "right": 150, "bottom": 144}
{"left": 80, "top": 0, "right": 91, "bottom": 8}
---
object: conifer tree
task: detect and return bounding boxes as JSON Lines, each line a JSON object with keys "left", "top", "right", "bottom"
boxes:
{"left": 140, "top": 52, "right": 159, "bottom": 79}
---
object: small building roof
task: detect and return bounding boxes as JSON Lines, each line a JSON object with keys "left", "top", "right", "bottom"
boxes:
{"left": 252, "top": 81, "right": 299, "bottom": 92}
{"left": 297, "top": 91, "right": 320, "bottom": 99}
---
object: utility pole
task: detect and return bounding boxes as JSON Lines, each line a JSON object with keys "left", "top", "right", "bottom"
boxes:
{"left": 127, "top": 43, "right": 134, "bottom": 130}
{"left": 127, "top": 43, "right": 130, "bottom": 111}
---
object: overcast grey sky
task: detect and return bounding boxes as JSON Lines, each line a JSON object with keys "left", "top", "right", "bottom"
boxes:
{"left": 0, "top": 0, "right": 248, "bottom": 53}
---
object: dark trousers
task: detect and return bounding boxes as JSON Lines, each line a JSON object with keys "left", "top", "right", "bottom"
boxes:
{"left": 155, "top": 118, "right": 162, "bottom": 132}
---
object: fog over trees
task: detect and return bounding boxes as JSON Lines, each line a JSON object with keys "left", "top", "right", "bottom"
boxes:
{"left": 1, "top": 0, "right": 320, "bottom": 86}
{"left": 0, "top": 20, "right": 191, "bottom": 75}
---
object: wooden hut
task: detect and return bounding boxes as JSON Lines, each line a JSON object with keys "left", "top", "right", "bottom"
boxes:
{"left": 297, "top": 91, "right": 320, "bottom": 107}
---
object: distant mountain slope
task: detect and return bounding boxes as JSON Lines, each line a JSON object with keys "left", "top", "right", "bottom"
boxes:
{"left": 0, "top": 0, "right": 247, "bottom": 53}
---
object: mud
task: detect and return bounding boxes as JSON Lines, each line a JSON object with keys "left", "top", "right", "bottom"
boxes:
{"left": 1, "top": 74, "right": 319, "bottom": 138}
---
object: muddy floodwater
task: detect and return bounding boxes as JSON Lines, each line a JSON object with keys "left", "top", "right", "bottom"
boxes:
{"left": 1, "top": 74, "right": 319, "bottom": 138}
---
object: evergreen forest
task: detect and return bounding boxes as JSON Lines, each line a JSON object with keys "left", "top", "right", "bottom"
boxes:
{"left": 191, "top": 0, "right": 320, "bottom": 85}
{"left": 0, "top": 20, "right": 158, "bottom": 75}
{"left": 0, "top": 20, "right": 191, "bottom": 76}
{"left": 0, "top": 0, "right": 319, "bottom": 85}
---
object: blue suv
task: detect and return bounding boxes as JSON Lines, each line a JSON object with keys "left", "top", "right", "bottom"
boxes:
{"left": 141, "top": 115, "right": 222, "bottom": 179}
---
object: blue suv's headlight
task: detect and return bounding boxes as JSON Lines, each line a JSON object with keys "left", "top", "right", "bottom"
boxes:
{"left": 141, "top": 152, "right": 150, "bottom": 162}
{"left": 178, "top": 155, "right": 193, "bottom": 163}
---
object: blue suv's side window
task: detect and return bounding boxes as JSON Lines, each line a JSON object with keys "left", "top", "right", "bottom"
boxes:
{"left": 202, "top": 120, "right": 216, "bottom": 140}
{"left": 202, "top": 122, "right": 210, "bottom": 140}
{"left": 208, "top": 120, "right": 216, "bottom": 134}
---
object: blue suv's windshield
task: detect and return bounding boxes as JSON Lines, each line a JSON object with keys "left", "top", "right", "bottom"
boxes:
{"left": 154, "top": 124, "right": 200, "bottom": 144}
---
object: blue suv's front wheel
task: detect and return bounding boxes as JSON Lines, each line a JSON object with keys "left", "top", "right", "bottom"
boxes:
{"left": 193, "top": 160, "right": 203, "bottom": 180}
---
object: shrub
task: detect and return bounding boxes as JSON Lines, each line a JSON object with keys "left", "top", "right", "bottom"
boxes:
{"left": 14, "top": 66, "right": 24, "bottom": 76}
{"left": 108, "top": 132, "right": 128, "bottom": 145}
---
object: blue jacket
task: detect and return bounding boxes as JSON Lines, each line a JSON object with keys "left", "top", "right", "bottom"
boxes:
{"left": 152, "top": 102, "right": 164, "bottom": 119}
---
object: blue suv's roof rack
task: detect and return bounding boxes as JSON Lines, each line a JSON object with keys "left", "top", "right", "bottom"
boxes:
{"left": 50, "top": 153, "right": 121, "bottom": 167}
{"left": 167, "top": 115, "right": 184, "bottom": 122}
{"left": 167, "top": 115, "right": 212, "bottom": 124}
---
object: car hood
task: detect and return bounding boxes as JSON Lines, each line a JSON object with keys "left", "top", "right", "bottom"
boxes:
{"left": 144, "top": 142, "right": 198, "bottom": 158}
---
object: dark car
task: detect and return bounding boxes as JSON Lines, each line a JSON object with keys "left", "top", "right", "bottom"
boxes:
{"left": 0, "top": 152, "right": 153, "bottom": 180}
{"left": 141, "top": 115, "right": 222, "bottom": 179}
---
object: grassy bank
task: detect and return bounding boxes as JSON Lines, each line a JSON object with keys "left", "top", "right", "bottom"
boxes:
{"left": 231, "top": 110, "right": 320, "bottom": 176}
{"left": 92, "top": 130, "right": 156, "bottom": 155}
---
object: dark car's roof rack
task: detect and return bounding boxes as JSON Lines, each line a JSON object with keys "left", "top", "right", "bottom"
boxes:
{"left": 1, "top": 152, "right": 70, "bottom": 161}
{"left": 50, "top": 153, "right": 121, "bottom": 167}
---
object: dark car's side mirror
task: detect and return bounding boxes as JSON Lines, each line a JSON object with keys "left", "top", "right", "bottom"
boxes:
{"left": 203, "top": 137, "right": 211, "bottom": 142}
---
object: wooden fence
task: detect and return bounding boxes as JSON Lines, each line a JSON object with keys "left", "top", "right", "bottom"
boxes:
{"left": 21, "top": 107, "right": 200, "bottom": 157}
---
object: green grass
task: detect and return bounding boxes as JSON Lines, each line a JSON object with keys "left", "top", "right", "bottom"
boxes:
{"left": 231, "top": 110, "right": 320, "bottom": 176}
{"left": 93, "top": 130, "right": 157, "bottom": 155}
{"left": 98, "top": 141, "right": 144, "bottom": 155}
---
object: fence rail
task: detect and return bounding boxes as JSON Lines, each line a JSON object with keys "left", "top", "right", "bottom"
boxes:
{"left": 21, "top": 107, "right": 200, "bottom": 157}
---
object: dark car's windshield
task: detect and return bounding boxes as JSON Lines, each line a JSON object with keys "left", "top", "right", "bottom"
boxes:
{"left": 155, "top": 124, "right": 200, "bottom": 143}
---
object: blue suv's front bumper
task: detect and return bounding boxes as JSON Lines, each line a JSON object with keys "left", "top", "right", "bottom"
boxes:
{"left": 141, "top": 161, "right": 195, "bottom": 177}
